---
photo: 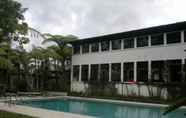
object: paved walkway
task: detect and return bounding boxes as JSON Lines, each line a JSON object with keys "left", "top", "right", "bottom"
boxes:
{"left": 0, "top": 102, "right": 95, "bottom": 118}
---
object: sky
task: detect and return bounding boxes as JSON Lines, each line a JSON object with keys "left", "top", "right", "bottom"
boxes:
{"left": 18, "top": 0, "right": 186, "bottom": 39}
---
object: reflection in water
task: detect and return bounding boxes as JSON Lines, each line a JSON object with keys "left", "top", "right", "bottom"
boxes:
{"left": 20, "top": 99, "right": 186, "bottom": 118}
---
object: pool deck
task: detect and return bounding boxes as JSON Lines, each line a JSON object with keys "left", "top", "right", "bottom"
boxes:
{"left": 0, "top": 96, "right": 95, "bottom": 118}
{"left": 0, "top": 96, "right": 186, "bottom": 118}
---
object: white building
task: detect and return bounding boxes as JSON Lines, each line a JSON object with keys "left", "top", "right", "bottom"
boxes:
{"left": 70, "top": 22, "right": 186, "bottom": 99}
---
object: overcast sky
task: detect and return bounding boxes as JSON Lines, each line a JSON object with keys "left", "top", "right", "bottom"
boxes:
{"left": 18, "top": 0, "right": 186, "bottom": 39}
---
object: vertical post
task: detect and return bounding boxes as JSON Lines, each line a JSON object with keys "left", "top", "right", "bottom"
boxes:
{"left": 134, "top": 37, "right": 137, "bottom": 48}
{"left": 148, "top": 35, "right": 151, "bottom": 47}
{"left": 109, "top": 63, "right": 112, "bottom": 82}
{"left": 88, "top": 64, "right": 91, "bottom": 81}
{"left": 134, "top": 62, "right": 137, "bottom": 82}
{"left": 79, "top": 65, "right": 82, "bottom": 82}
{"left": 163, "top": 33, "right": 167, "bottom": 46}
{"left": 71, "top": 65, "right": 73, "bottom": 81}
{"left": 148, "top": 61, "right": 151, "bottom": 82}
{"left": 99, "top": 42, "right": 101, "bottom": 52}
{"left": 121, "top": 62, "right": 123, "bottom": 82}
{"left": 181, "top": 31, "right": 184, "bottom": 44}
{"left": 110, "top": 40, "right": 112, "bottom": 51}
{"left": 89, "top": 44, "right": 91, "bottom": 53}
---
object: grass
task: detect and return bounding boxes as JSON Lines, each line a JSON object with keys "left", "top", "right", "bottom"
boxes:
{"left": 0, "top": 110, "right": 35, "bottom": 118}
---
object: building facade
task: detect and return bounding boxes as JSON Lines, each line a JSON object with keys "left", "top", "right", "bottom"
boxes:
{"left": 70, "top": 22, "right": 186, "bottom": 99}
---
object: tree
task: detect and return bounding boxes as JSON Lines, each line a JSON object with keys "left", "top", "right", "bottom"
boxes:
{"left": 0, "top": 0, "right": 28, "bottom": 90}
{"left": 42, "top": 34, "right": 77, "bottom": 91}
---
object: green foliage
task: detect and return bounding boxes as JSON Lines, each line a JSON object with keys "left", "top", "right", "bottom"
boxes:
{"left": 0, "top": 0, "right": 28, "bottom": 46}
{"left": 163, "top": 97, "right": 186, "bottom": 115}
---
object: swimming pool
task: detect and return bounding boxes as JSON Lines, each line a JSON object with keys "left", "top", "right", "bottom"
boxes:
{"left": 19, "top": 98, "right": 186, "bottom": 118}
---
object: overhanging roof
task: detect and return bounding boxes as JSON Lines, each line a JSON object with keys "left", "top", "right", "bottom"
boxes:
{"left": 70, "top": 21, "right": 186, "bottom": 45}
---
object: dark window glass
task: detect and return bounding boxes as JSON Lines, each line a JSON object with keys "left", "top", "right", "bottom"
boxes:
{"left": 82, "top": 43, "right": 89, "bottom": 53}
{"left": 137, "top": 36, "right": 148, "bottom": 47}
{"left": 90, "top": 64, "right": 99, "bottom": 81}
{"left": 124, "top": 38, "right": 134, "bottom": 49}
{"left": 137, "top": 61, "right": 148, "bottom": 82}
{"left": 73, "top": 45, "right": 80, "bottom": 54}
{"left": 124, "top": 62, "right": 134, "bottom": 82}
{"left": 91, "top": 42, "right": 99, "bottom": 52}
{"left": 167, "top": 31, "right": 181, "bottom": 44}
{"left": 184, "top": 31, "right": 186, "bottom": 42}
{"left": 111, "top": 63, "right": 121, "bottom": 82}
{"left": 112, "top": 40, "right": 121, "bottom": 50}
{"left": 151, "top": 61, "right": 164, "bottom": 82}
{"left": 73, "top": 65, "right": 79, "bottom": 81}
{"left": 100, "top": 64, "right": 109, "bottom": 82}
{"left": 101, "top": 41, "right": 110, "bottom": 51}
{"left": 166, "top": 60, "right": 182, "bottom": 82}
{"left": 151, "top": 34, "right": 164, "bottom": 46}
{"left": 81, "top": 65, "right": 88, "bottom": 81}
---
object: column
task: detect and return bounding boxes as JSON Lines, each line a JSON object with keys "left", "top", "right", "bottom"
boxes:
{"left": 70, "top": 65, "right": 73, "bottom": 81}
{"left": 110, "top": 40, "right": 112, "bottom": 51}
{"left": 148, "top": 61, "right": 151, "bottom": 82}
{"left": 99, "top": 42, "right": 101, "bottom": 52}
{"left": 134, "top": 62, "right": 137, "bottom": 82}
{"left": 134, "top": 37, "right": 137, "bottom": 48}
{"left": 89, "top": 44, "right": 92, "bottom": 53}
{"left": 88, "top": 64, "right": 91, "bottom": 81}
{"left": 109, "top": 63, "right": 112, "bottom": 82}
{"left": 121, "top": 62, "right": 124, "bottom": 82}
{"left": 163, "top": 33, "right": 167, "bottom": 46}
{"left": 79, "top": 65, "right": 82, "bottom": 82}
{"left": 148, "top": 35, "right": 151, "bottom": 47}
{"left": 181, "top": 31, "right": 184, "bottom": 44}
{"left": 80, "top": 45, "right": 82, "bottom": 55}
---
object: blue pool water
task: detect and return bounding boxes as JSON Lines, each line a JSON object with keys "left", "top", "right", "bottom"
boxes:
{"left": 19, "top": 98, "right": 186, "bottom": 118}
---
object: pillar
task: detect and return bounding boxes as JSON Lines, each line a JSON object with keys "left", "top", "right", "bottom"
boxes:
{"left": 134, "top": 62, "right": 137, "bottom": 82}
{"left": 79, "top": 65, "right": 82, "bottom": 82}
{"left": 121, "top": 62, "right": 124, "bottom": 82}
{"left": 163, "top": 33, "right": 167, "bottom": 46}
{"left": 109, "top": 63, "right": 112, "bottom": 82}
{"left": 88, "top": 64, "right": 91, "bottom": 81}
{"left": 148, "top": 61, "right": 151, "bottom": 82}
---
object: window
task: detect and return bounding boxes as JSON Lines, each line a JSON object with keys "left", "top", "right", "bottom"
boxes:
{"left": 81, "top": 65, "right": 88, "bottom": 81}
{"left": 184, "top": 31, "right": 186, "bottom": 42}
{"left": 151, "top": 61, "right": 164, "bottom": 82}
{"left": 124, "top": 38, "right": 134, "bottom": 49}
{"left": 167, "top": 31, "right": 181, "bottom": 44}
{"left": 90, "top": 64, "right": 99, "bottom": 81}
{"left": 151, "top": 34, "right": 164, "bottom": 46}
{"left": 100, "top": 64, "right": 109, "bottom": 82}
{"left": 73, "top": 45, "right": 80, "bottom": 54}
{"left": 166, "top": 60, "right": 182, "bottom": 82}
{"left": 91, "top": 42, "right": 99, "bottom": 52}
{"left": 137, "top": 61, "right": 148, "bottom": 82}
{"left": 73, "top": 65, "right": 79, "bottom": 81}
{"left": 124, "top": 62, "right": 134, "bottom": 82}
{"left": 112, "top": 40, "right": 121, "bottom": 50}
{"left": 82, "top": 43, "right": 89, "bottom": 53}
{"left": 111, "top": 63, "right": 121, "bottom": 82}
{"left": 101, "top": 41, "right": 110, "bottom": 51}
{"left": 137, "top": 36, "right": 148, "bottom": 47}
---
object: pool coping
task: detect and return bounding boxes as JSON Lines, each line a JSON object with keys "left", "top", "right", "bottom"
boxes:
{"left": 1, "top": 95, "right": 186, "bottom": 118}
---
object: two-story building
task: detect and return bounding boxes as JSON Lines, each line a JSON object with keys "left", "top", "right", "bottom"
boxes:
{"left": 70, "top": 21, "right": 186, "bottom": 99}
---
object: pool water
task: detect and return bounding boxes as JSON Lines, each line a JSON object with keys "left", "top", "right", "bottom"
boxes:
{"left": 19, "top": 99, "right": 186, "bottom": 118}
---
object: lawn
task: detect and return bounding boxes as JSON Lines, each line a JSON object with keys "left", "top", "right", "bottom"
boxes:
{"left": 0, "top": 110, "right": 35, "bottom": 118}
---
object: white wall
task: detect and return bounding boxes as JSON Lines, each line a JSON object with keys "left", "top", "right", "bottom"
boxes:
{"left": 72, "top": 43, "right": 186, "bottom": 65}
